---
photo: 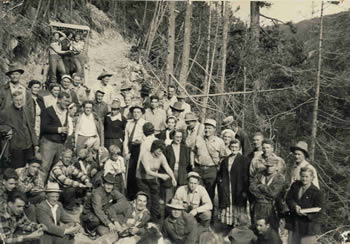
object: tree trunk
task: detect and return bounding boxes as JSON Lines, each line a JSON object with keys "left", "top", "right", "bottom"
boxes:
{"left": 250, "top": 1, "right": 260, "bottom": 48}
{"left": 201, "top": 3, "right": 212, "bottom": 120}
{"left": 166, "top": 1, "right": 176, "bottom": 85}
{"left": 217, "top": 1, "right": 229, "bottom": 125}
{"left": 310, "top": 0, "right": 324, "bottom": 162}
{"left": 30, "top": 0, "right": 43, "bottom": 31}
{"left": 178, "top": 1, "right": 192, "bottom": 88}
{"left": 142, "top": 1, "right": 148, "bottom": 27}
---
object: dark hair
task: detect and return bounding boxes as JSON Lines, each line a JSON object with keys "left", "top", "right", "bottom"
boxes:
{"left": 150, "top": 140, "right": 165, "bottom": 153}
{"left": 262, "top": 139, "right": 274, "bottom": 146}
{"left": 166, "top": 116, "right": 177, "bottom": 124}
{"left": 57, "top": 91, "right": 71, "bottom": 100}
{"left": 82, "top": 100, "right": 94, "bottom": 108}
{"left": 137, "top": 226, "right": 162, "bottom": 244}
{"left": 27, "top": 158, "right": 42, "bottom": 165}
{"left": 168, "top": 85, "right": 176, "bottom": 90}
{"left": 28, "top": 80, "right": 41, "bottom": 89}
{"left": 149, "top": 95, "right": 159, "bottom": 102}
{"left": 48, "top": 82, "right": 61, "bottom": 91}
{"left": 229, "top": 139, "right": 241, "bottom": 148}
{"left": 256, "top": 216, "right": 270, "bottom": 226}
{"left": 3, "top": 168, "right": 18, "bottom": 181}
{"left": 143, "top": 122, "right": 155, "bottom": 136}
{"left": 170, "top": 129, "right": 187, "bottom": 144}
{"left": 8, "top": 191, "right": 27, "bottom": 203}
{"left": 253, "top": 132, "right": 264, "bottom": 138}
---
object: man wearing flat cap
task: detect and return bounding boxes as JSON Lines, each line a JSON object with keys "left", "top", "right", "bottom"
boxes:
{"left": 82, "top": 173, "right": 131, "bottom": 236}
{"left": 184, "top": 112, "right": 204, "bottom": 150}
{"left": 192, "top": 118, "right": 226, "bottom": 200}
{"left": 92, "top": 69, "right": 114, "bottom": 105}
{"left": 222, "top": 116, "right": 251, "bottom": 156}
{"left": 174, "top": 172, "right": 213, "bottom": 229}
{"left": 162, "top": 198, "right": 198, "bottom": 244}
{"left": 0, "top": 63, "right": 34, "bottom": 112}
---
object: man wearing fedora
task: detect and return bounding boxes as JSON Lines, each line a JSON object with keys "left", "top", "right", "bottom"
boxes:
{"left": 0, "top": 191, "right": 47, "bottom": 244}
{"left": 193, "top": 118, "right": 226, "bottom": 200}
{"left": 184, "top": 112, "right": 204, "bottom": 150}
{"left": 92, "top": 70, "right": 114, "bottom": 105}
{"left": 290, "top": 141, "right": 319, "bottom": 188}
{"left": 174, "top": 172, "right": 213, "bottom": 229}
{"left": 222, "top": 116, "right": 251, "bottom": 156}
{"left": 123, "top": 102, "right": 146, "bottom": 199}
{"left": 169, "top": 101, "right": 187, "bottom": 131}
{"left": 36, "top": 182, "right": 80, "bottom": 244}
{"left": 172, "top": 91, "right": 191, "bottom": 119}
{"left": 0, "top": 91, "right": 39, "bottom": 169}
{"left": 163, "top": 198, "right": 198, "bottom": 244}
{"left": 82, "top": 173, "right": 131, "bottom": 236}
{"left": 0, "top": 63, "right": 34, "bottom": 112}
{"left": 144, "top": 95, "right": 167, "bottom": 135}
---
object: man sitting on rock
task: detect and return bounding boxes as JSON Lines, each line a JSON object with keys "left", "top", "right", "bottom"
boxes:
{"left": 174, "top": 172, "right": 213, "bottom": 229}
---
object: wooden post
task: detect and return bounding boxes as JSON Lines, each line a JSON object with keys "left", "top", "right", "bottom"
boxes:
{"left": 310, "top": 0, "right": 324, "bottom": 162}
{"left": 243, "top": 66, "right": 247, "bottom": 129}
{"left": 250, "top": 1, "right": 260, "bottom": 49}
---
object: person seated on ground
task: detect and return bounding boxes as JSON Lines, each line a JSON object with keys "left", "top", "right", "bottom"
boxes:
{"left": 81, "top": 173, "right": 131, "bottom": 237}
{"left": 15, "top": 158, "right": 45, "bottom": 221}
{"left": 228, "top": 214, "right": 257, "bottom": 244}
{"left": 249, "top": 157, "right": 285, "bottom": 230}
{"left": 48, "top": 148, "right": 92, "bottom": 211}
{"left": 174, "top": 172, "right": 213, "bottom": 229}
{"left": 286, "top": 166, "right": 323, "bottom": 244}
{"left": 255, "top": 217, "right": 282, "bottom": 244}
{"left": 0, "top": 168, "right": 18, "bottom": 206}
{"left": 74, "top": 147, "right": 98, "bottom": 180}
{"left": 250, "top": 139, "right": 286, "bottom": 180}
{"left": 162, "top": 198, "right": 198, "bottom": 244}
{"left": 103, "top": 144, "right": 126, "bottom": 194}
{"left": 0, "top": 191, "right": 47, "bottom": 244}
{"left": 43, "top": 82, "right": 61, "bottom": 108}
{"left": 36, "top": 182, "right": 81, "bottom": 244}
{"left": 116, "top": 191, "right": 151, "bottom": 244}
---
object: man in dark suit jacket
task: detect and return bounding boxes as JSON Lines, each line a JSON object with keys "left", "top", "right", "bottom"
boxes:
{"left": 36, "top": 182, "right": 80, "bottom": 244}
{"left": 162, "top": 129, "right": 191, "bottom": 203}
{"left": 0, "top": 91, "right": 38, "bottom": 169}
{"left": 40, "top": 91, "right": 73, "bottom": 181}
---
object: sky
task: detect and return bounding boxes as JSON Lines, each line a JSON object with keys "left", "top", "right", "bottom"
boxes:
{"left": 229, "top": 1, "right": 350, "bottom": 26}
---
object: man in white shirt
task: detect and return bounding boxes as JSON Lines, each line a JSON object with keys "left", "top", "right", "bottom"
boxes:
{"left": 163, "top": 85, "right": 177, "bottom": 112}
{"left": 123, "top": 103, "right": 146, "bottom": 199}
{"left": 174, "top": 172, "right": 213, "bottom": 229}
{"left": 74, "top": 100, "right": 104, "bottom": 153}
{"left": 93, "top": 70, "right": 114, "bottom": 105}
{"left": 144, "top": 95, "right": 166, "bottom": 135}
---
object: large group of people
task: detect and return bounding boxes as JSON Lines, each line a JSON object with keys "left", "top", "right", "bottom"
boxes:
{"left": 0, "top": 63, "right": 324, "bottom": 244}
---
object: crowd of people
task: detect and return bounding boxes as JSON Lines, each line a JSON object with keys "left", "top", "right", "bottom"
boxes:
{"left": 0, "top": 63, "right": 324, "bottom": 244}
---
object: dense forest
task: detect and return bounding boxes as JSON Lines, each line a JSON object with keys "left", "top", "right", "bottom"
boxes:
{"left": 0, "top": 0, "right": 349, "bottom": 241}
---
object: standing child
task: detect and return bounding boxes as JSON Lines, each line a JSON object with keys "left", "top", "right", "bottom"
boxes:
{"left": 228, "top": 214, "right": 257, "bottom": 244}
{"left": 104, "top": 144, "right": 126, "bottom": 194}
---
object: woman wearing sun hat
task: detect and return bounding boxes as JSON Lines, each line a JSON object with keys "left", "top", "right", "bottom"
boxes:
{"left": 290, "top": 141, "right": 319, "bottom": 189}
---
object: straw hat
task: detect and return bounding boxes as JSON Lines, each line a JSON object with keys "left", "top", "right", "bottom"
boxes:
{"left": 45, "top": 182, "right": 62, "bottom": 193}
{"left": 97, "top": 70, "right": 113, "bottom": 80}
{"left": 166, "top": 198, "right": 185, "bottom": 210}
{"left": 184, "top": 112, "right": 198, "bottom": 122}
{"left": 290, "top": 141, "right": 309, "bottom": 158}
{"left": 170, "top": 102, "right": 185, "bottom": 112}
{"left": 204, "top": 118, "right": 217, "bottom": 128}
{"left": 6, "top": 64, "right": 24, "bottom": 76}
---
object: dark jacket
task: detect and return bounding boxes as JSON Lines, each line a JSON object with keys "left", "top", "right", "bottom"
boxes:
{"left": 93, "top": 101, "right": 109, "bottom": 121}
{"left": 41, "top": 106, "right": 69, "bottom": 144}
{"left": 103, "top": 114, "right": 127, "bottom": 140}
{"left": 257, "top": 228, "right": 282, "bottom": 244}
{"left": 36, "top": 201, "right": 68, "bottom": 238}
{"left": 217, "top": 154, "right": 249, "bottom": 208}
{"left": 163, "top": 143, "right": 191, "bottom": 187}
{"left": 235, "top": 128, "right": 251, "bottom": 156}
{"left": 0, "top": 105, "right": 38, "bottom": 150}
{"left": 286, "top": 181, "right": 323, "bottom": 236}
{"left": 156, "top": 128, "right": 174, "bottom": 142}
